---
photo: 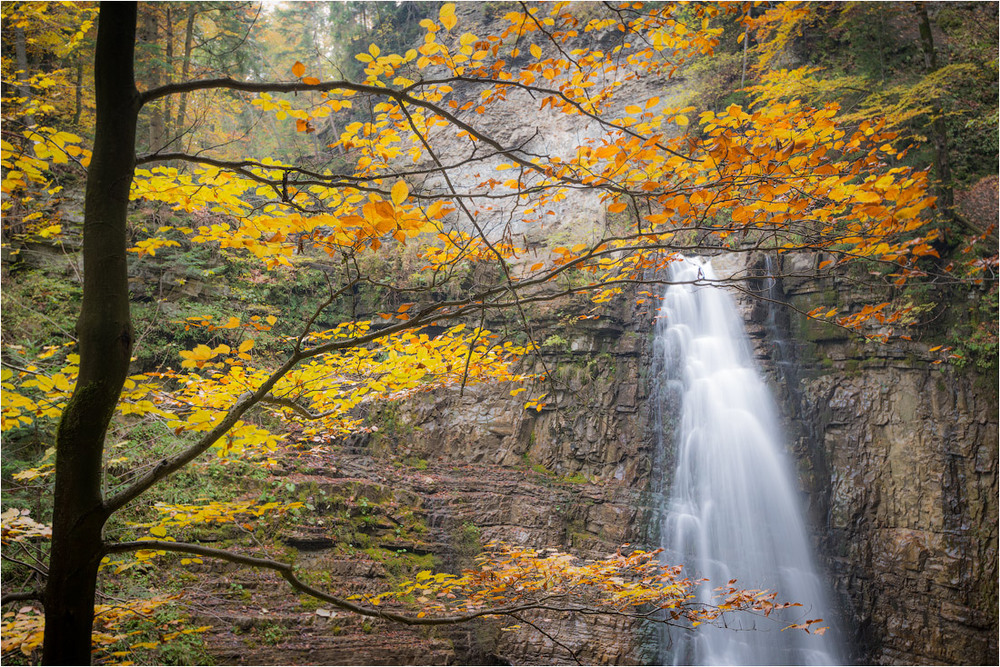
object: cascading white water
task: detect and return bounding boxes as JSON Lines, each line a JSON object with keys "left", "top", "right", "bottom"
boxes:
{"left": 652, "top": 256, "right": 840, "bottom": 666}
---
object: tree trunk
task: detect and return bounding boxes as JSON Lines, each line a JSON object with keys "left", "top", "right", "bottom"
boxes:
{"left": 164, "top": 6, "right": 174, "bottom": 141}
{"left": 916, "top": 3, "right": 954, "bottom": 217}
{"left": 176, "top": 3, "right": 196, "bottom": 134}
{"left": 15, "top": 24, "right": 35, "bottom": 128}
{"left": 74, "top": 57, "right": 84, "bottom": 127}
{"left": 141, "top": 6, "right": 164, "bottom": 151}
{"left": 42, "top": 3, "right": 139, "bottom": 665}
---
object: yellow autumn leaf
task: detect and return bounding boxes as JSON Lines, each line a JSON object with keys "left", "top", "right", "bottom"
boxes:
{"left": 440, "top": 3, "right": 457, "bottom": 31}
{"left": 391, "top": 180, "right": 409, "bottom": 206}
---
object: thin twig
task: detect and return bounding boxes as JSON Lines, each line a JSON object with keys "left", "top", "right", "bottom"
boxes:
{"left": 510, "top": 612, "right": 583, "bottom": 665}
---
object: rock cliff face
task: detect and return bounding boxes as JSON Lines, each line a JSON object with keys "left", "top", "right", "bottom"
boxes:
{"left": 713, "top": 252, "right": 999, "bottom": 666}
{"left": 197, "top": 257, "right": 995, "bottom": 666}
{"left": 393, "top": 291, "right": 662, "bottom": 664}
{"left": 181, "top": 289, "right": 661, "bottom": 666}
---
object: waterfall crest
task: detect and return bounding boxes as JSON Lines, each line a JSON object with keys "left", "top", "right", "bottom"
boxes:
{"left": 652, "top": 256, "right": 840, "bottom": 666}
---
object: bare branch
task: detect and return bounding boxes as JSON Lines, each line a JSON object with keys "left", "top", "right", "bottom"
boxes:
{"left": 259, "top": 396, "right": 338, "bottom": 421}
{"left": 510, "top": 612, "right": 583, "bottom": 665}
{"left": 2, "top": 590, "right": 44, "bottom": 606}
{"left": 137, "top": 77, "right": 632, "bottom": 196}
{"left": 1, "top": 552, "right": 48, "bottom": 579}
{"left": 104, "top": 540, "right": 577, "bottom": 626}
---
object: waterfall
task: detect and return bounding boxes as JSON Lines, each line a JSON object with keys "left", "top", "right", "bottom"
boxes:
{"left": 651, "top": 256, "right": 840, "bottom": 666}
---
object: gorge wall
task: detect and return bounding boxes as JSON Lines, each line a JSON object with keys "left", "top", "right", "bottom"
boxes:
{"left": 389, "top": 250, "right": 999, "bottom": 666}
{"left": 299, "top": 249, "right": 998, "bottom": 666}
{"left": 717, "top": 252, "right": 999, "bottom": 666}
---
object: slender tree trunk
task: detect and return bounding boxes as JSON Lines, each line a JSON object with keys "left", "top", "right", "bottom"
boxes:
{"left": 42, "top": 3, "right": 139, "bottom": 665}
{"left": 74, "top": 57, "right": 84, "bottom": 127}
{"left": 15, "top": 25, "right": 35, "bottom": 128}
{"left": 141, "top": 6, "right": 164, "bottom": 151}
{"left": 176, "top": 4, "right": 196, "bottom": 136}
{"left": 164, "top": 6, "right": 174, "bottom": 141}
{"left": 916, "top": 3, "right": 954, "bottom": 217}
{"left": 739, "top": 25, "right": 749, "bottom": 89}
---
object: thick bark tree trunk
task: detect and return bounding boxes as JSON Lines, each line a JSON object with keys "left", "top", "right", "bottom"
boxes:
{"left": 42, "top": 3, "right": 139, "bottom": 665}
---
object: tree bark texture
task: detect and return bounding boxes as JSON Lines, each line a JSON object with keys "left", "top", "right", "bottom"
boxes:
{"left": 140, "top": 5, "right": 164, "bottom": 151}
{"left": 42, "top": 3, "right": 139, "bottom": 665}
{"left": 15, "top": 25, "right": 35, "bottom": 128}
{"left": 916, "top": 3, "right": 955, "bottom": 216}
{"left": 164, "top": 6, "right": 175, "bottom": 141}
{"left": 176, "top": 3, "right": 196, "bottom": 134}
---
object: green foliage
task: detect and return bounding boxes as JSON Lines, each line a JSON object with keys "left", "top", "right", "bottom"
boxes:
{"left": 257, "top": 622, "right": 285, "bottom": 646}
{"left": 0, "top": 270, "right": 81, "bottom": 353}
{"left": 949, "top": 284, "right": 999, "bottom": 371}
{"left": 366, "top": 401, "right": 416, "bottom": 454}
{"left": 522, "top": 451, "right": 553, "bottom": 477}
{"left": 541, "top": 334, "right": 570, "bottom": 351}
{"left": 124, "top": 607, "right": 214, "bottom": 665}
{"left": 808, "top": 4, "right": 922, "bottom": 82}
{"left": 399, "top": 456, "right": 428, "bottom": 470}
{"left": 452, "top": 521, "right": 482, "bottom": 567}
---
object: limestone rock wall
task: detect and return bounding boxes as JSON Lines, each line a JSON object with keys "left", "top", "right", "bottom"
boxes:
{"left": 401, "top": 293, "right": 656, "bottom": 488}
{"left": 392, "top": 292, "right": 661, "bottom": 664}
{"left": 717, "top": 252, "right": 999, "bottom": 666}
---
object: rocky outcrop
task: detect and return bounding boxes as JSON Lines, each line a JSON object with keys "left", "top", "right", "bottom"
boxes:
{"left": 401, "top": 293, "right": 656, "bottom": 488}
{"left": 801, "top": 361, "right": 997, "bottom": 665}
{"left": 193, "top": 456, "right": 655, "bottom": 665}
{"left": 716, "top": 251, "right": 999, "bottom": 666}
{"left": 390, "top": 291, "right": 661, "bottom": 664}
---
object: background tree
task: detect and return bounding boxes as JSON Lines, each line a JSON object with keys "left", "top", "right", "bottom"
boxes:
{"left": 731, "top": 0, "right": 996, "bottom": 364}
{"left": 0, "top": 2, "right": 963, "bottom": 664}
{"left": 741, "top": 1, "right": 997, "bottom": 247}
